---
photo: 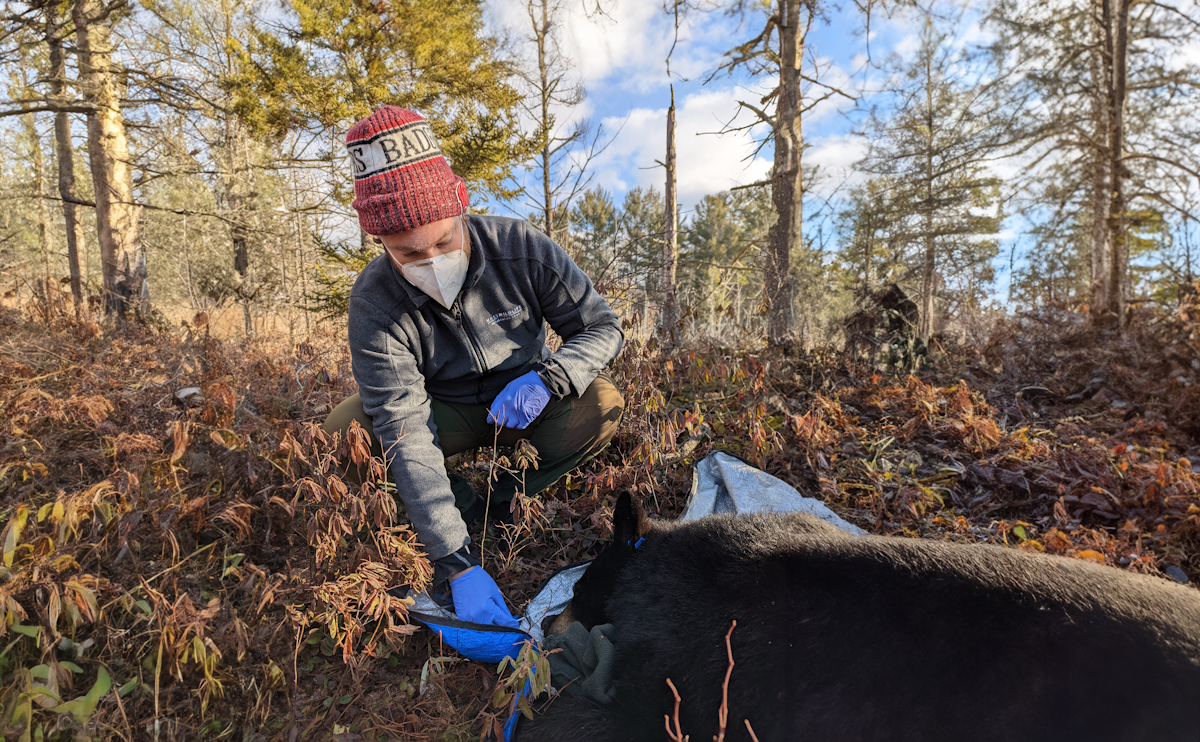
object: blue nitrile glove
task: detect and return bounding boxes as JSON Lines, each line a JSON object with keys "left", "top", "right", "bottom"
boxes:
{"left": 449, "top": 566, "right": 520, "bottom": 629}
{"left": 487, "top": 370, "right": 551, "bottom": 429}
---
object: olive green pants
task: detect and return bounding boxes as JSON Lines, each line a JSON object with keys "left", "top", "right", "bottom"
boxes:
{"left": 322, "top": 373, "right": 624, "bottom": 513}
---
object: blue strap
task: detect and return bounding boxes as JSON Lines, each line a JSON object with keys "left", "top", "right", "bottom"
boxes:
{"left": 502, "top": 677, "right": 534, "bottom": 740}
{"left": 628, "top": 537, "right": 645, "bottom": 550}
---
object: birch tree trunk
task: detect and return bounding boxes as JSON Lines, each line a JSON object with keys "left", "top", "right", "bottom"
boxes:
{"left": 47, "top": 2, "right": 85, "bottom": 319}
{"left": 74, "top": 0, "right": 145, "bottom": 323}
{"left": 660, "top": 85, "right": 679, "bottom": 345}
{"left": 765, "top": 0, "right": 806, "bottom": 347}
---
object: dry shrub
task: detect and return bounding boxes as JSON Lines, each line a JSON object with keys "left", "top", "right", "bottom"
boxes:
{"left": 0, "top": 297, "right": 1197, "bottom": 740}
{"left": 0, "top": 308, "right": 472, "bottom": 740}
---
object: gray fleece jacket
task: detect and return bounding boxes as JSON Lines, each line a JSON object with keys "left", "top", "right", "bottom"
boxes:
{"left": 347, "top": 215, "right": 624, "bottom": 560}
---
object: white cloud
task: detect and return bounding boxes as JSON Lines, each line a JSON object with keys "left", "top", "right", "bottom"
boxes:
{"left": 803, "top": 56, "right": 859, "bottom": 126}
{"left": 486, "top": 0, "right": 757, "bottom": 94}
{"left": 487, "top": 0, "right": 666, "bottom": 88}
{"left": 807, "top": 132, "right": 869, "bottom": 196}
{"left": 891, "top": 28, "right": 923, "bottom": 60}
{"left": 589, "top": 87, "right": 773, "bottom": 207}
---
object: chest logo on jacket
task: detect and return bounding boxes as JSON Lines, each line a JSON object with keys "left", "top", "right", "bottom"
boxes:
{"left": 486, "top": 306, "right": 525, "bottom": 325}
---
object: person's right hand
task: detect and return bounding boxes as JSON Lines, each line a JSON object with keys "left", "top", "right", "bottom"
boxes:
{"left": 449, "top": 566, "right": 520, "bottom": 629}
{"left": 487, "top": 370, "right": 550, "bottom": 429}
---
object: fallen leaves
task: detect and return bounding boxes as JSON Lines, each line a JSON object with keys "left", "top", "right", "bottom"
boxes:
{"left": 0, "top": 295, "right": 1196, "bottom": 741}
{"left": 1074, "top": 550, "right": 1107, "bottom": 565}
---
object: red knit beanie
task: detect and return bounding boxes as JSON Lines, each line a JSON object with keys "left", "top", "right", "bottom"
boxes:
{"left": 345, "top": 106, "right": 470, "bottom": 235}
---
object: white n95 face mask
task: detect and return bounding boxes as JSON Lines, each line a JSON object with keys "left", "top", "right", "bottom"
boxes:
{"left": 398, "top": 249, "right": 469, "bottom": 309}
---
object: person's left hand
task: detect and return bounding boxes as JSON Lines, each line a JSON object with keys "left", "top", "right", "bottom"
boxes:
{"left": 449, "top": 566, "right": 520, "bottom": 629}
{"left": 487, "top": 370, "right": 550, "bottom": 429}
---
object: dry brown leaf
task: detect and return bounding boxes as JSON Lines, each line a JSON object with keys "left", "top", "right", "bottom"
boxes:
{"left": 1074, "top": 550, "right": 1107, "bottom": 564}
{"left": 170, "top": 421, "right": 190, "bottom": 463}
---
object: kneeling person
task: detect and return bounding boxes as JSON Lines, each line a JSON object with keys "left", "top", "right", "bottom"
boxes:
{"left": 324, "top": 106, "right": 625, "bottom": 629}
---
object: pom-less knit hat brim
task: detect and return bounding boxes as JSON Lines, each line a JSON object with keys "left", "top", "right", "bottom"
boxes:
{"left": 346, "top": 106, "right": 470, "bottom": 235}
{"left": 352, "top": 173, "right": 469, "bottom": 236}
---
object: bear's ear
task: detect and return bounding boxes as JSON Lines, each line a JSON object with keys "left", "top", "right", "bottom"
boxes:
{"left": 613, "top": 490, "right": 649, "bottom": 545}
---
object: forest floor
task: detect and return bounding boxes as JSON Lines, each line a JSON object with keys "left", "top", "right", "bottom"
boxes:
{"left": 1, "top": 296, "right": 1198, "bottom": 741}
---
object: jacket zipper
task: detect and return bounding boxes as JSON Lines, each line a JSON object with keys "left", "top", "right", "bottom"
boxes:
{"left": 453, "top": 302, "right": 488, "bottom": 399}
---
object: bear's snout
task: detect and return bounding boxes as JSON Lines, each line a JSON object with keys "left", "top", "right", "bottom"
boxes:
{"left": 542, "top": 606, "right": 576, "bottom": 637}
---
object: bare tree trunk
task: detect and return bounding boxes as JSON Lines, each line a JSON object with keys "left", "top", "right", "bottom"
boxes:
{"left": 278, "top": 226, "right": 292, "bottom": 345}
{"left": 75, "top": 0, "right": 144, "bottom": 323}
{"left": 47, "top": 3, "right": 85, "bottom": 320}
{"left": 920, "top": 231, "right": 936, "bottom": 342}
{"left": 534, "top": 0, "right": 555, "bottom": 241}
{"left": 23, "top": 112, "right": 54, "bottom": 318}
{"left": 295, "top": 209, "right": 310, "bottom": 333}
{"left": 183, "top": 215, "right": 200, "bottom": 310}
{"left": 217, "top": 0, "right": 256, "bottom": 338}
{"left": 233, "top": 216, "right": 254, "bottom": 337}
{"left": 242, "top": 297, "right": 253, "bottom": 338}
{"left": 660, "top": 85, "right": 679, "bottom": 345}
{"left": 522, "top": 0, "right": 589, "bottom": 247}
{"left": 1103, "top": 0, "right": 1131, "bottom": 325}
{"left": 766, "top": 0, "right": 807, "bottom": 347}
{"left": 920, "top": 49, "right": 936, "bottom": 343}
{"left": 861, "top": 224, "right": 872, "bottom": 296}
{"left": 1088, "top": 3, "right": 1110, "bottom": 319}
{"left": 735, "top": 279, "right": 742, "bottom": 332}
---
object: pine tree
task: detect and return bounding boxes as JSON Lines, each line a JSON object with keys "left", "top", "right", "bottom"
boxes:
{"left": 227, "top": 0, "right": 537, "bottom": 200}
{"left": 836, "top": 179, "right": 907, "bottom": 300}
{"left": 619, "top": 186, "right": 666, "bottom": 324}
{"left": 570, "top": 187, "right": 620, "bottom": 287}
{"left": 991, "top": 0, "right": 1200, "bottom": 323}
{"left": 680, "top": 188, "right": 773, "bottom": 339}
{"left": 860, "top": 17, "right": 1006, "bottom": 340}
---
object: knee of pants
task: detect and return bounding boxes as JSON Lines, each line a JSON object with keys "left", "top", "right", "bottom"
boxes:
{"left": 562, "top": 374, "right": 625, "bottom": 454}
{"left": 324, "top": 394, "right": 378, "bottom": 446}
{"left": 323, "top": 393, "right": 385, "bottom": 485}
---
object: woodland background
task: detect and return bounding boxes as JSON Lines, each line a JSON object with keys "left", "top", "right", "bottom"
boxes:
{"left": 0, "top": 0, "right": 1198, "bottom": 740}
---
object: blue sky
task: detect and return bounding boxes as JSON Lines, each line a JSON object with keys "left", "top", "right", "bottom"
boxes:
{"left": 479, "top": 0, "right": 1200, "bottom": 303}
{"left": 481, "top": 1, "right": 1012, "bottom": 286}
{"left": 483, "top": 1, "right": 935, "bottom": 214}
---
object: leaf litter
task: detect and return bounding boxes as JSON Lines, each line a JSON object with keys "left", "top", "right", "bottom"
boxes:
{"left": 0, "top": 296, "right": 1197, "bottom": 740}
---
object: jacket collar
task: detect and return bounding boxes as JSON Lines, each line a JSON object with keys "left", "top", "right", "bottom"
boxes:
{"left": 387, "top": 215, "right": 486, "bottom": 310}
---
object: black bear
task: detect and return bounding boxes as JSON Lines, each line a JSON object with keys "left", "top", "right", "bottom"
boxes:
{"left": 516, "top": 492, "right": 1200, "bottom": 742}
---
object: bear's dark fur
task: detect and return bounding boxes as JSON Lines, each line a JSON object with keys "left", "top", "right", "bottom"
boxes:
{"left": 516, "top": 492, "right": 1200, "bottom": 742}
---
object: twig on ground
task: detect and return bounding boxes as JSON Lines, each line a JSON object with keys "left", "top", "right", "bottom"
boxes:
{"left": 744, "top": 719, "right": 760, "bottom": 741}
{"left": 154, "top": 632, "right": 164, "bottom": 742}
{"left": 715, "top": 620, "right": 737, "bottom": 742}
{"left": 482, "top": 420, "right": 503, "bottom": 570}
{"left": 664, "top": 677, "right": 688, "bottom": 742}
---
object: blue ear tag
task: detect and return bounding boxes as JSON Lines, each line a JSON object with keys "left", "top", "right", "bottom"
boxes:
{"left": 628, "top": 537, "right": 645, "bottom": 550}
